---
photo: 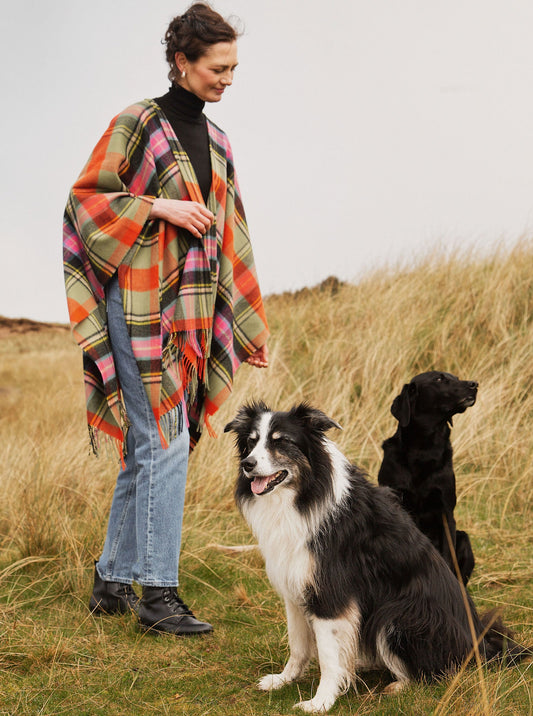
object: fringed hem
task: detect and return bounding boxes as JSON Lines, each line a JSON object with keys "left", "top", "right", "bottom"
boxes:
{"left": 158, "top": 403, "right": 185, "bottom": 445}
{"left": 163, "top": 329, "right": 212, "bottom": 439}
{"left": 164, "top": 329, "right": 210, "bottom": 390}
{"left": 88, "top": 402, "right": 185, "bottom": 462}
{"left": 204, "top": 413, "right": 218, "bottom": 438}
{"left": 88, "top": 425, "right": 126, "bottom": 468}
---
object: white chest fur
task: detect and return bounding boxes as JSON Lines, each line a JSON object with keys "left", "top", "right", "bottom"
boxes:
{"left": 242, "top": 492, "right": 316, "bottom": 602}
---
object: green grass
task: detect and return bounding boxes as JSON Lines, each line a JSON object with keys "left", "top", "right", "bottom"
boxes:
{"left": 0, "top": 242, "right": 532, "bottom": 714}
{"left": 0, "top": 552, "right": 530, "bottom": 715}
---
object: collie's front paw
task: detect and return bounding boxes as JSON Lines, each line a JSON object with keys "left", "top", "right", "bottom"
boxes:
{"left": 294, "top": 697, "right": 332, "bottom": 713}
{"left": 257, "top": 673, "right": 287, "bottom": 691}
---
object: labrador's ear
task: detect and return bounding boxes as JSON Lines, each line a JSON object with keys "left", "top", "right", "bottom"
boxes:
{"left": 391, "top": 383, "right": 417, "bottom": 427}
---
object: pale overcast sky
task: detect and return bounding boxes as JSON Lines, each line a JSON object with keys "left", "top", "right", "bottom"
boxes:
{"left": 2, "top": 0, "right": 533, "bottom": 322}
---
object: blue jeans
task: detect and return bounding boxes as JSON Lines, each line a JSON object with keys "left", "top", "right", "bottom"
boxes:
{"left": 96, "top": 275, "right": 189, "bottom": 586}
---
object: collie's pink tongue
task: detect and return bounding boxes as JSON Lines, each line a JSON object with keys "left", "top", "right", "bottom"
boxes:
{"left": 251, "top": 475, "right": 272, "bottom": 495}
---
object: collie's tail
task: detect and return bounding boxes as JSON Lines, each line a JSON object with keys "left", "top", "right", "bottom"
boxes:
{"left": 481, "top": 610, "right": 533, "bottom": 665}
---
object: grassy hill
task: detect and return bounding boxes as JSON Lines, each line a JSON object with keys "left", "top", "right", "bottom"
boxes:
{"left": 0, "top": 243, "right": 531, "bottom": 714}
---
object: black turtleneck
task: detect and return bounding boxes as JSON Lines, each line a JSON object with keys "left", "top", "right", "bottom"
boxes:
{"left": 154, "top": 84, "right": 212, "bottom": 203}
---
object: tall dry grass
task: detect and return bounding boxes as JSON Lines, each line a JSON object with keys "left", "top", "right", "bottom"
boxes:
{"left": 0, "top": 241, "right": 532, "bottom": 713}
{"left": 193, "top": 241, "right": 533, "bottom": 522}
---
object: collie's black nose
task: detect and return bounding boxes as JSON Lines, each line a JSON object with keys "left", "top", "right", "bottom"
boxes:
{"left": 468, "top": 381, "right": 478, "bottom": 390}
{"left": 241, "top": 457, "right": 257, "bottom": 473}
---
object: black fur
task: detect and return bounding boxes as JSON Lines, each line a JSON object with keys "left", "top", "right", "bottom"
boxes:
{"left": 378, "top": 371, "right": 477, "bottom": 585}
{"left": 226, "top": 402, "right": 530, "bottom": 691}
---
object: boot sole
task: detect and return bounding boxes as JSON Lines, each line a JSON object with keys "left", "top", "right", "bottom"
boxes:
{"left": 138, "top": 622, "right": 213, "bottom": 636}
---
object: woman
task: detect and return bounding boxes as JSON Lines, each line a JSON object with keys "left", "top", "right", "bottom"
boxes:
{"left": 63, "top": 3, "right": 269, "bottom": 636}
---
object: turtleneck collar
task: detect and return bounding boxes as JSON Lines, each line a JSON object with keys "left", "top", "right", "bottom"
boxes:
{"left": 162, "top": 83, "right": 205, "bottom": 123}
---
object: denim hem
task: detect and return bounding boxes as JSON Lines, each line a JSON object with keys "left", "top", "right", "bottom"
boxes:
{"left": 136, "top": 580, "right": 180, "bottom": 588}
{"left": 96, "top": 562, "right": 134, "bottom": 586}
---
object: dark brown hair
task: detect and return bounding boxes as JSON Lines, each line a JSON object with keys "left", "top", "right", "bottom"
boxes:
{"left": 164, "top": 3, "right": 240, "bottom": 81}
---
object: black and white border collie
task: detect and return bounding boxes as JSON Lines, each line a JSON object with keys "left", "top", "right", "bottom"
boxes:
{"left": 225, "top": 402, "right": 529, "bottom": 713}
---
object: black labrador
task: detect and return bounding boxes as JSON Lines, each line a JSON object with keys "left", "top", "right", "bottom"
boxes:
{"left": 378, "top": 371, "right": 478, "bottom": 585}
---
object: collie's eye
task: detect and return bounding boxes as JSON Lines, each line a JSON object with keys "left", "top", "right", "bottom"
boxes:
{"left": 272, "top": 433, "right": 293, "bottom": 445}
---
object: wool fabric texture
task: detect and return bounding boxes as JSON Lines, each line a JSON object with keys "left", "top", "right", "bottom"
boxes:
{"left": 63, "top": 99, "right": 268, "bottom": 452}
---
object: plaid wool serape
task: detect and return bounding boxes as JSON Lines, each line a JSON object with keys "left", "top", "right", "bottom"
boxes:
{"left": 63, "top": 100, "right": 268, "bottom": 452}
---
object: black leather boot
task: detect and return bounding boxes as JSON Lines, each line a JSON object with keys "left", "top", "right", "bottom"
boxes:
{"left": 88, "top": 563, "right": 139, "bottom": 615}
{"left": 138, "top": 587, "right": 213, "bottom": 635}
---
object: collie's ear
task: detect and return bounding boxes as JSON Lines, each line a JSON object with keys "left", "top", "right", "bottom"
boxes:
{"left": 224, "top": 401, "right": 270, "bottom": 433}
{"left": 391, "top": 383, "right": 417, "bottom": 427}
{"left": 223, "top": 420, "right": 238, "bottom": 433}
{"left": 224, "top": 411, "right": 249, "bottom": 434}
{"left": 291, "top": 403, "right": 342, "bottom": 433}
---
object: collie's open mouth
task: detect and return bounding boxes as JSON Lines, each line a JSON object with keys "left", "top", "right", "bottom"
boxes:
{"left": 251, "top": 470, "right": 288, "bottom": 495}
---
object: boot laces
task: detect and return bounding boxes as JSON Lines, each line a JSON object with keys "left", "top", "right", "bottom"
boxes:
{"left": 117, "top": 584, "right": 139, "bottom": 601}
{"left": 162, "top": 588, "right": 194, "bottom": 615}
{"left": 117, "top": 583, "right": 137, "bottom": 598}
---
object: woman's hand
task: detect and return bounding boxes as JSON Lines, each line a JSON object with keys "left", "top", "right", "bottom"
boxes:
{"left": 245, "top": 344, "right": 269, "bottom": 368}
{"left": 150, "top": 198, "right": 214, "bottom": 238}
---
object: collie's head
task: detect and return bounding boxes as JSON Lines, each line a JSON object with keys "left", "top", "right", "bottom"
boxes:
{"left": 224, "top": 402, "right": 342, "bottom": 513}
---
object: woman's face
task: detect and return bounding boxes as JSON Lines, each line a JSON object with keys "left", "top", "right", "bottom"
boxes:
{"left": 176, "top": 41, "right": 238, "bottom": 103}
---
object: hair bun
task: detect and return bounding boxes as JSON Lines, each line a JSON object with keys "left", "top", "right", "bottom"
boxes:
{"left": 163, "top": 3, "right": 239, "bottom": 81}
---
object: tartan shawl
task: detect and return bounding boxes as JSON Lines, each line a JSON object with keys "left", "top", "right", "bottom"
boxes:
{"left": 63, "top": 99, "right": 268, "bottom": 452}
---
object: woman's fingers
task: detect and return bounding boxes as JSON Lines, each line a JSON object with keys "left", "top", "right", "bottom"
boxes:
{"left": 245, "top": 344, "right": 269, "bottom": 368}
{"left": 150, "top": 198, "right": 215, "bottom": 234}
{"left": 180, "top": 203, "right": 214, "bottom": 235}
{"left": 190, "top": 205, "right": 214, "bottom": 235}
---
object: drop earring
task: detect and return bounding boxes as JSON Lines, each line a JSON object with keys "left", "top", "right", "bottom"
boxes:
{"left": 181, "top": 70, "right": 186, "bottom": 78}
